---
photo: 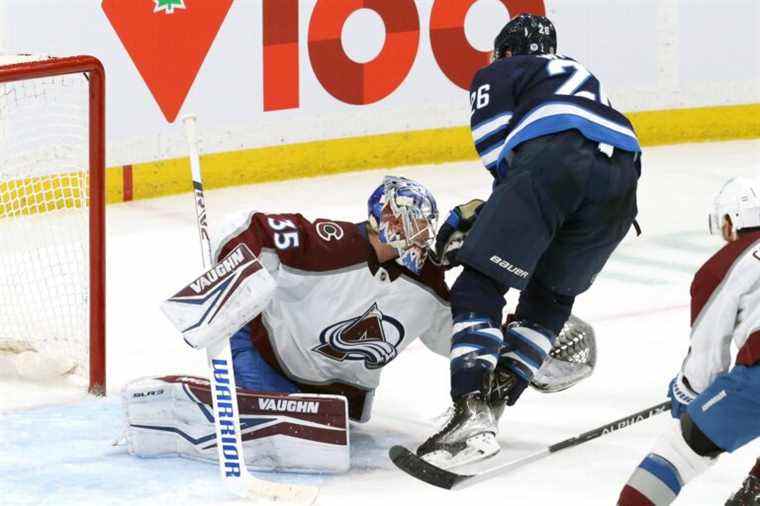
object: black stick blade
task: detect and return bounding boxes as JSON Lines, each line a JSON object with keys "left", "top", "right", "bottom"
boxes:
{"left": 388, "top": 445, "right": 471, "bottom": 490}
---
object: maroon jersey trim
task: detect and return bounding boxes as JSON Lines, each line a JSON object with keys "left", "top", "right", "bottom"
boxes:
{"left": 690, "top": 231, "right": 760, "bottom": 326}
{"left": 218, "top": 213, "right": 449, "bottom": 300}
{"left": 737, "top": 330, "right": 760, "bottom": 366}
{"left": 217, "top": 213, "right": 370, "bottom": 272}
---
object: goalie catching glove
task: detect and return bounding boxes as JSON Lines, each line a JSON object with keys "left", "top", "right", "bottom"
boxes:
{"left": 530, "top": 314, "right": 597, "bottom": 393}
{"left": 161, "top": 244, "right": 275, "bottom": 350}
{"left": 433, "top": 198, "right": 484, "bottom": 267}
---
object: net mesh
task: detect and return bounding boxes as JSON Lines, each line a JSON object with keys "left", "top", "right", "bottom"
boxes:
{"left": 0, "top": 55, "right": 90, "bottom": 380}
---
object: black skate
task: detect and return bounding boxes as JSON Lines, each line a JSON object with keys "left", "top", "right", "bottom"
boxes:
{"left": 416, "top": 393, "right": 499, "bottom": 469}
{"left": 488, "top": 366, "right": 518, "bottom": 422}
{"left": 726, "top": 474, "right": 760, "bottom": 506}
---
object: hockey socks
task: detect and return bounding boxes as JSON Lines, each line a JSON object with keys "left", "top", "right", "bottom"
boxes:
{"left": 618, "top": 421, "right": 714, "bottom": 505}
{"left": 619, "top": 454, "right": 683, "bottom": 506}
{"left": 501, "top": 320, "right": 556, "bottom": 383}
{"left": 450, "top": 313, "right": 503, "bottom": 398}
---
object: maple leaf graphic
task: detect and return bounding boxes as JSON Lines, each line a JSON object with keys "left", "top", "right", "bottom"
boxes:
{"left": 154, "top": 0, "right": 186, "bottom": 15}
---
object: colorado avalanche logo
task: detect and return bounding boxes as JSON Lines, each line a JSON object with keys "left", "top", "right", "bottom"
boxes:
{"left": 312, "top": 303, "right": 405, "bottom": 369}
{"left": 316, "top": 221, "right": 344, "bottom": 242}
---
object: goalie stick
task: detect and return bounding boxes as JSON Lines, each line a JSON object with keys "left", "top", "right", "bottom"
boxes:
{"left": 182, "top": 115, "right": 319, "bottom": 504}
{"left": 389, "top": 400, "right": 671, "bottom": 491}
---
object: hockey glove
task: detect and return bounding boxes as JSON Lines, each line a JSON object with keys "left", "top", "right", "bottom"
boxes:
{"left": 433, "top": 198, "right": 484, "bottom": 267}
{"left": 668, "top": 372, "right": 698, "bottom": 419}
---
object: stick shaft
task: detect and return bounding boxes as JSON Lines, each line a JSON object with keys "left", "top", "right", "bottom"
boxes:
{"left": 183, "top": 115, "right": 213, "bottom": 268}
{"left": 181, "top": 114, "right": 252, "bottom": 493}
{"left": 453, "top": 400, "right": 672, "bottom": 491}
{"left": 179, "top": 115, "right": 318, "bottom": 503}
{"left": 549, "top": 400, "right": 671, "bottom": 452}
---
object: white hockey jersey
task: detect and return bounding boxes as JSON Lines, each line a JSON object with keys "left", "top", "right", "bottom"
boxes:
{"left": 213, "top": 211, "right": 452, "bottom": 420}
{"left": 683, "top": 231, "right": 760, "bottom": 392}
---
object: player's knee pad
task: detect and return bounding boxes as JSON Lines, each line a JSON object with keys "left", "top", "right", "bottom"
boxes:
{"left": 515, "top": 279, "right": 574, "bottom": 335}
{"left": 620, "top": 420, "right": 717, "bottom": 506}
{"left": 680, "top": 413, "right": 724, "bottom": 458}
{"left": 650, "top": 419, "right": 717, "bottom": 486}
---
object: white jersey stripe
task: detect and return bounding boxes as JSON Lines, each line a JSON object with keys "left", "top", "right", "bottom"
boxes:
{"left": 480, "top": 140, "right": 505, "bottom": 168}
{"left": 505, "top": 103, "right": 638, "bottom": 148}
{"left": 472, "top": 113, "right": 512, "bottom": 144}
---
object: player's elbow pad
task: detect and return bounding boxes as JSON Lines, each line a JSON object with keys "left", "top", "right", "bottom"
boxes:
{"left": 160, "top": 244, "right": 275, "bottom": 350}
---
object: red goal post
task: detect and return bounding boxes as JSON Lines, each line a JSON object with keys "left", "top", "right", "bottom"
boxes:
{"left": 0, "top": 55, "right": 105, "bottom": 394}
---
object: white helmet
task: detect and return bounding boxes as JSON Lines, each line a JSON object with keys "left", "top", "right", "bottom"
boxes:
{"left": 708, "top": 176, "right": 760, "bottom": 235}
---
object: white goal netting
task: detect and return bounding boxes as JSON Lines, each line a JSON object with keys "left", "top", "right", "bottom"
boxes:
{"left": 0, "top": 55, "right": 92, "bottom": 382}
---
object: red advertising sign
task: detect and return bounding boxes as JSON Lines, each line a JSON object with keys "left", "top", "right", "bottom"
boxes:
{"left": 104, "top": 1, "right": 546, "bottom": 116}
{"left": 261, "top": 0, "right": 545, "bottom": 111}
{"left": 102, "top": 0, "right": 233, "bottom": 122}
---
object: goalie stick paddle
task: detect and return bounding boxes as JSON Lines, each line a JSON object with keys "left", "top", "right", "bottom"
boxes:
{"left": 389, "top": 400, "right": 671, "bottom": 491}
{"left": 182, "top": 115, "right": 319, "bottom": 505}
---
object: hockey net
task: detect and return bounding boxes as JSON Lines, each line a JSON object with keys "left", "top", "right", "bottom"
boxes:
{"left": 0, "top": 55, "right": 105, "bottom": 394}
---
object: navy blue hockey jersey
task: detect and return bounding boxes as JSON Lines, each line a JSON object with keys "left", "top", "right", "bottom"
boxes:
{"left": 469, "top": 54, "right": 640, "bottom": 180}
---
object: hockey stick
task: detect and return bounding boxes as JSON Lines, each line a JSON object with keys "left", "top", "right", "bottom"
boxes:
{"left": 182, "top": 115, "right": 319, "bottom": 504}
{"left": 389, "top": 400, "right": 671, "bottom": 491}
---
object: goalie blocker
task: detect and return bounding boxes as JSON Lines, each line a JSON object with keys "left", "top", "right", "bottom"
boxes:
{"left": 122, "top": 376, "right": 350, "bottom": 473}
{"left": 160, "top": 244, "right": 275, "bottom": 351}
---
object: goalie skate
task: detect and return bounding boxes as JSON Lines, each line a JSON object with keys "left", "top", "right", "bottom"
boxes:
{"left": 416, "top": 394, "right": 499, "bottom": 469}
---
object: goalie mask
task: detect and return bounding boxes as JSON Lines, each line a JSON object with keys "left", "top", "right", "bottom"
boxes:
{"left": 708, "top": 176, "right": 760, "bottom": 236}
{"left": 368, "top": 176, "right": 438, "bottom": 274}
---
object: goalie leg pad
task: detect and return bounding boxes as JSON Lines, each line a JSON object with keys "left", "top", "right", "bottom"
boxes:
{"left": 161, "top": 244, "right": 275, "bottom": 350}
{"left": 123, "top": 375, "right": 350, "bottom": 473}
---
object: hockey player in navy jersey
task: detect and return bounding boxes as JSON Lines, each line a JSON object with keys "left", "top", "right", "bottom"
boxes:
{"left": 618, "top": 177, "right": 760, "bottom": 506}
{"left": 417, "top": 14, "right": 641, "bottom": 467}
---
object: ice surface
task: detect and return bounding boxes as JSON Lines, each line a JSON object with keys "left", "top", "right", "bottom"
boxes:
{"left": 1, "top": 140, "right": 759, "bottom": 505}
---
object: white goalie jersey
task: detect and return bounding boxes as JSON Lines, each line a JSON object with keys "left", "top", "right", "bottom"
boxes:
{"left": 212, "top": 211, "right": 452, "bottom": 419}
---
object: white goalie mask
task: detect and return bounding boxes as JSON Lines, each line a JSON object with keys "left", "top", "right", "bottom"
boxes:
{"left": 367, "top": 176, "right": 438, "bottom": 274}
{"left": 708, "top": 176, "right": 760, "bottom": 235}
